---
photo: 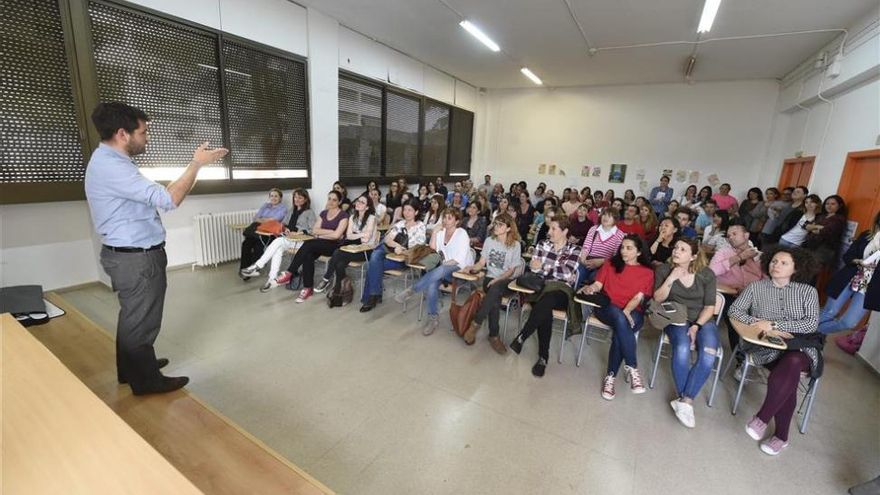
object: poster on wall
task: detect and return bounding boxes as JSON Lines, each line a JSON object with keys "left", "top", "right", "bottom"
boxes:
{"left": 707, "top": 173, "right": 721, "bottom": 188}
{"left": 636, "top": 169, "right": 646, "bottom": 181}
{"left": 688, "top": 170, "right": 700, "bottom": 184}
{"left": 581, "top": 166, "right": 591, "bottom": 177}
{"left": 591, "top": 166, "right": 602, "bottom": 177}
{"left": 538, "top": 163, "right": 547, "bottom": 175}
{"left": 675, "top": 169, "right": 687, "bottom": 183}
{"left": 662, "top": 168, "right": 673, "bottom": 178}
{"left": 639, "top": 181, "right": 649, "bottom": 195}
{"left": 548, "top": 164, "right": 557, "bottom": 175}
{"left": 609, "top": 164, "right": 627, "bottom": 183}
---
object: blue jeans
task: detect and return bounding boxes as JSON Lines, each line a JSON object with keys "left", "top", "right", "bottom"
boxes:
{"left": 413, "top": 263, "right": 460, "bottom": 315}
{"left": 361, "top": 244, "right": 406, "bottom": 304}
{"left": 576, "top": 264, "right": 598, "bottom": 288}
{"left": 666, "top": 321, "right": 720, "bottom": 400}
{"left": 594, "top": 305, "right": 644, "bottom": 375}
{"left": 777, "top": 238, "right": 798, "bottom": 248}
{"left": 818, "top": 285, "right": 867, "bottom": 334}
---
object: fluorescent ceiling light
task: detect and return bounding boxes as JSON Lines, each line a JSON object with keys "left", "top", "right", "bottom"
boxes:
{"left": 520, "top": 67, "right": 542, "bottom": 85}
{"left": 697, "top": 0, "right": 721, "bottom": 33}
{"left": 459, "top": 20, "right": 500, "bottom": 52}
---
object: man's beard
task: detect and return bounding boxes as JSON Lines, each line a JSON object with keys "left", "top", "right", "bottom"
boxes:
{"left": 126, "top": 140, "right": 146, "bottom": 156}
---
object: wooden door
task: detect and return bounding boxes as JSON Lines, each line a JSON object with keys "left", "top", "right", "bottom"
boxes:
{"left": 837, "top": 149, "right": 880, "bottom": 236}
{"left": 777, "top": 156, "right": 815, "bottom": 190}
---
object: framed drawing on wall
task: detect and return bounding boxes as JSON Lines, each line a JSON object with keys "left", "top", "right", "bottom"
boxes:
{"left": 609, "top": 164, "right": 627, "bottom": 183}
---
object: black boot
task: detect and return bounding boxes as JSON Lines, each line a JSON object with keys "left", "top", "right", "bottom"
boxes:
{"left": 359, "top": 295, "right": 380, "bottom": 312}
{"left": 509, "top": 334, "right": 524, "bottom": 354}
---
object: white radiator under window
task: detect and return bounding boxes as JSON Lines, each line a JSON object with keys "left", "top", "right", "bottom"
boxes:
{"left": 192, "top": 209, "right": 257, "bottom": 267}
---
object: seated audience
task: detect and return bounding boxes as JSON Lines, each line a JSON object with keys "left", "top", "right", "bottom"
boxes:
{"left": 240, "top": 189, "right": 316, "bottom": 291}
{"left": 695, "top": 186, "right": 713, "bottom": 212}
{"left": 760, "top": 187, "right": 789, "bottom": 247}
{"left": 712, "top": 183, "right": 738, "bottom": 213}
{"left": 738, "top": 187, "right": 767, "bottom": 243}
{"left": 533, "top": 206, "right": 559, "bottom": 248}
{"left": 650, "top": 217, "right": 680, "bottom": 266}
{"left": 391, "top": 192, "right": 414, "bottom": 224}
{"left": 425, "top": 194, "right": 446, "bottom": 234}
{"left": 700, "top": 210, "right": 730, "bottom": 255}
{"left": 580, "top": 235, "right": 654, "bottom": 400}
{"left": 694, "top": 199, "right": 717, "bottom": 234}
{"left": 802, "top": 195, "right": 848, "bottom": 269}
{"left": 639, "top": 204, "right": 659, "bottom": 242}
{"left": 368, "top": 188, "right": 387, "bottom": 226}
{"left": 462, "top": 214, "right": 524, "bottom": 351}
{"left": 679, "top": 184, "right": 698, "bottom": 209}
{"left": 778, "top": 194, "right": 821, "bottom": 248}
{"left": 386, "top": 181, "right": 402, "bottom": 210}
{"left": 239, "top": 188, "right": 289, "bottom": 272}
{"left": 617, "top": 204, "right": 645, "bottom": 238}
{"left": 728, "top": 246, "right": 820, "bottom": 456}
{"left": 333, "top": 181, "right": 351, "bottom": 210}
{"left": 359, "top": 199, "right": 427, "bottom": 312}
{"left": 562, "top": 189, "right": 581, "bottom": 216}
{"left": 653, "top": 238, "right": 719, "bottom": 429}
{"left": 280, "top": 190, "right": 349, "bottom": 302}
{"left": 674, "top": 208, "right": 697, "bottom": 239}
{"left": 463, "top": 201, "right": 488, "bottom": 247}
{"left": 578, "top": 207, "right": 625, "bottom": 284}
{"left": 314, "top": 195, "right": 380, "bottom": 295}
{"left": 395, "top": 208, "right": 474, "bottom": 335}
{"left": 623, "top": 189, "right": 636, "bottom": 205}
{"left": 569, "top": 203, "right": 594, "bottom": 245}
{"left": 771, "top": 186, "right": 807, "bottom": 243}
{"left": 665, "top": 199, "right": 680, "bottom": 219}
{"left": 509, "top": 215, "right": 582, "bottom": 377}
{"left": 515, "top": 191, "right": 536, "bottom": 241}
{"left": 818, "top": 212, "right": 880, "bottom": 336}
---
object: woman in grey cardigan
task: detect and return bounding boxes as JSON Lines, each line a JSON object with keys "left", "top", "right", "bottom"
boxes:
{"left": 240, "top": 188, "right": 317, "bottom": 291}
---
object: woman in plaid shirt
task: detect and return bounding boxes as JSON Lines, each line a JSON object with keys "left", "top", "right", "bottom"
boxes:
{"left": 510, "top": 215, "right": 582, "bottom": 377}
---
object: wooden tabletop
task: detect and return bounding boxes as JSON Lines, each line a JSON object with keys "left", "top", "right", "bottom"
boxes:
{"left": 573, "top": 295, "right": 603, "bottom": 308}
{"left": 228, "top": 223, "right": 249, "bottom": 230}
{"left": 730, "top": 319, "right": 788, "bottom": 350}
{"left": 1, "top": 313, "right": 202, "bottom": 494}
{"left": 508, "top": 280, "right": 536, "bottom": 294}
{"left": 340, "top": 244, "right": 372, "bottom": 253}
{"left": 452, "top": 270, "right": 483, "bottom": 282}
{"left": 286, "top": 233, "right": 315, "bottom": 242}
{"left": 385, "top": 253, "right": 406, "bottom": 263}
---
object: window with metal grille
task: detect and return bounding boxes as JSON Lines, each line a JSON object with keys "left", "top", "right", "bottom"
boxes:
{"left": 223, "top": 41, "right": 309, "bottom": 179}
{"left": 385, "top": 90, "right": 421, "bottom": 177}
{"left": 88, "top": 1, "right": 227, "bottom": 181}
{"left": 448, "top": 107, "right": 474, "bottom": 176}
{"left": 338, "top": 75, "right": 382, "bottom": 179}
{"left": 421, "top": 100, "right": 450, "bottom": 177}
{"left": 0, "top": 0, "right": 85, "bottom": 185}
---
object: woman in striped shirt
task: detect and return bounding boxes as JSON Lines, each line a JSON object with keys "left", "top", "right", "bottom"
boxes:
{"left": 578, "top": 207, "right": 625, "bottom": 286}
{"left": 509, "top": 215, "right": 582, "bottom": 377}
{"left": 728, "top": 245, "right": 821, "bottom": 456}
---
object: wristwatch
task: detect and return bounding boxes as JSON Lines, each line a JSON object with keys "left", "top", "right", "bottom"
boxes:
{"left": 770, "top": 321, "right": 779, "bottom": 330}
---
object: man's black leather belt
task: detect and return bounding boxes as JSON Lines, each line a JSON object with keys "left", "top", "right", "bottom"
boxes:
{"left": 103, "top": 242, "right": 165, "bottom": 253}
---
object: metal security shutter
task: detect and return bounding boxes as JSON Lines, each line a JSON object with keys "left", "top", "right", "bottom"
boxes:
{"left": 421, "top": 100, "right": 449, "bottom": 176}
{"left": 338, "top": 76, "right": 382, "bottom": 179}
{"left": 385, "top": 90, "right": 420, "bottom": 177}
{"left": 448, "top": 107, "right": 474, "bottom": 176}
{"left": 223, "top": 40, "right": 309, "bottom": 177}
{"left": 88, "top": 1, "right": 225, "bottom": 172}
{"left": 0, "top": 0, "right": 84, "bottom": 183}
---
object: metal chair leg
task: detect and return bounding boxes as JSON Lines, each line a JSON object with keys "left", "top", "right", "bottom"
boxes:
{"left": 576, "top": 321, "right": 589, "bottom": 367}
{"left": 799, "top": 377, "right": 820, "bottom": 434}
{"left": 707, "top": 347, "right": 723, "bottom": 407}
{"left": 731, "top": 360, "right": 750, "bottom": 415}
{"left": 558, "top": 318, "right": 568, "bottom": 364}
{"left": 721, "top": 342, "right": 741, "bottom": 380}
{"left": 649, "top": 335, "right": 665, "bottom": 389}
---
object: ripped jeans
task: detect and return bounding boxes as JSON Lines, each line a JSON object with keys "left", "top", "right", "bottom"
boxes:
{"left": 665, "top": 320, "right": 720, "bottom": 400}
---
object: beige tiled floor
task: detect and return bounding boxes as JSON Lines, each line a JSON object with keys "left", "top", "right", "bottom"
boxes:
{"left": 60, "top": 263, "right": 880, "bottom": 494}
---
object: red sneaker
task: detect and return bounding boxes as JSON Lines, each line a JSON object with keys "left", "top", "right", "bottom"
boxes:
{"left": 295, "top": 288, "right": 313, "bottom": 303}
{"left": 275, "top": 271, "right": 293, "bottom": 285}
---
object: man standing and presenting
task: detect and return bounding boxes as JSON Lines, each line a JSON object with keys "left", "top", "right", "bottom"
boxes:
{"left": 649, "top": 175, "right": 674, "bottom": 216}
{"left": 85, "top": 102, "right": 228, "bottom": 395}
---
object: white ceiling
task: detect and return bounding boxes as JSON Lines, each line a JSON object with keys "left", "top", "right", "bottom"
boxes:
{"left": 296, "top": 0, "right": 878, "bottom": 88}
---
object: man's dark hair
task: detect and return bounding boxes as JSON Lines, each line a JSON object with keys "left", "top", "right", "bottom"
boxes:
{"left": 727, "top": 218, "right": 749, "bottom": 232}
{"left": 674, "top": 207, "right": 693, "bottom": 221}
{"left": 91, "top": 102, "right": 150, "bottom": 140}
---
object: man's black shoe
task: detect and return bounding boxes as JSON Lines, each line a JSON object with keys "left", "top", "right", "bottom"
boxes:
{"left": 131, "top": 375, "right": 189, "bottom": 396}
{"left": 118, "top": 358, "right": 170, "bottom": 384}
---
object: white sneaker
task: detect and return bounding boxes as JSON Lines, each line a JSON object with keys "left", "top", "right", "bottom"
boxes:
{"left": 624, "top": 365, "right": 646, "bottom": 394}
{"left": 240, "top": 265, "right": 260, "bottom": 278}
{"left": 423, "top": 314, "right": 439, "bottom": 336}
{"left": 601, "top": 374, "right": 616, "bottom": 401}
{"left": 671, "top": 399, "right": 696, "bottom": 428}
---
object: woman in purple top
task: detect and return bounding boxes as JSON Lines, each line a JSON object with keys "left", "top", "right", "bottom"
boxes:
{"left": 277, "top": 190, "right": 349, "bottom": 302}
{"left": 240, "top": 188, "right": 289, "bottom": 271}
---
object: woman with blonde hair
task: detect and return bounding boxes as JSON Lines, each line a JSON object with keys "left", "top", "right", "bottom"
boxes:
{"left": 653, "top": 237, "right": 719, "bottom": 429}
{"left": 462, "top": 213, "right": 523, "bottom": 352}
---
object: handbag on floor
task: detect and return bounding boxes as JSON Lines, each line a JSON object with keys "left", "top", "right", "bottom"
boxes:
{"left": 326, "top": 277, "right": 354, "bottom": 308}
{"left": 285, "top": 271, "right": 303, "bottom": 291}
{"left": 450, "top": 288, "right": 484, "bottom": 337}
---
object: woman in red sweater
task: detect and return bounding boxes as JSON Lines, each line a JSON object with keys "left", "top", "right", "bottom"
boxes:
{"left": 580, "top": 234, "right": 655, "bottom": 400}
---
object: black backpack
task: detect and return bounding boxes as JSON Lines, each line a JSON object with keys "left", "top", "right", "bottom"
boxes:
{"left": 326, "top": 277, "right": 354, "bottom": 308}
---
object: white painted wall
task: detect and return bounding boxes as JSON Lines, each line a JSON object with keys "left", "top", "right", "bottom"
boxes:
{"left": 473, "top": 80, "right": 781, "bottom": 199}
{"left": 759, "top": 16, "right": 880, "bottom": 196}
{"left": 0, "top": 0, "right": 479, "bottom": 291}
